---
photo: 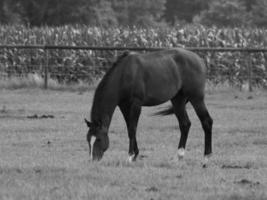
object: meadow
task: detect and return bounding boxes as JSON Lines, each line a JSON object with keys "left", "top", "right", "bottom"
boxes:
{"left": 0, "top": 88, "right": 267, "bottom": 200}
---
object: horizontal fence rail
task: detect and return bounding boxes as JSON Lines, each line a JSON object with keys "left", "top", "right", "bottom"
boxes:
{"left": 1, "top": 45, "right": 267, "bottom": 52}
{"left": 0, "top": 45, "right": 267, "bottom": 91}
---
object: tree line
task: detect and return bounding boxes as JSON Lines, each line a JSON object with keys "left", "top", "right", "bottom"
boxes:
{"left": 0, "top": 0, "right": 267, "bottom": 27}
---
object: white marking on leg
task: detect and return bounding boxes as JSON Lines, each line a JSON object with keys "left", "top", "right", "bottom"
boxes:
{"left": 202, "top": 154, "right": 212, "bottom": 168}
{"left": 177, "top": 148, "right": 185, "bottom": 160}
{"left": 90, "top": 136, "right": 96, "bottom": 159}
{"left": 127, "top": 154, "right": 136, "bottom": 163}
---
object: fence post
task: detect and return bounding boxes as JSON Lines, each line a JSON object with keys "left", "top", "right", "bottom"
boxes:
{"left": 44, "top": 48, "right": 48, "bottom": 89}
{"left": 247, "top": 52, "right": 253, "bottom": 92}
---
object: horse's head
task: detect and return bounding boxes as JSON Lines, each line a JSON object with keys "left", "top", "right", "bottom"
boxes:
{"left": 84, "top": 118, "right": 109, "bottom": 161}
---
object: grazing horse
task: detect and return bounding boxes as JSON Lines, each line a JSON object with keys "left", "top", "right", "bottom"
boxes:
{"left": 84, "top": 48, "right": 213, "bottom": 163}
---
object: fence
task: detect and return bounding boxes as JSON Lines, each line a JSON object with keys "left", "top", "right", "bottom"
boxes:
{"left": 1, "top": 45, "right": 267, "bottom": 91}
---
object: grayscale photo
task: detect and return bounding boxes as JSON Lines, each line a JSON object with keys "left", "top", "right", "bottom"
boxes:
{"left": 0, "top": 0, "right": 267, "bottom": 199}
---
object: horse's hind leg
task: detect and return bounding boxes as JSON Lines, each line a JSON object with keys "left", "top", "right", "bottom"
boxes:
{"left": 119, "top": 100, "right": 141, "bottom": 162}
{"left": 190, "top": 96, "right": 213, "bottom": 159}
{"left": 171, "top": 93, "right": 191, "bottom": 160}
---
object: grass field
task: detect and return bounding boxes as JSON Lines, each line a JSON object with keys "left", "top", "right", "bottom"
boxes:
{"left": 0, "top": 88, "right": 267, "bottom": 200}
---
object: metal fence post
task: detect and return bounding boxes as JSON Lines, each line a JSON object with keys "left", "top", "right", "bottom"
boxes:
{"left": 43, "top": 48, "right": 49, "bottom": 89}
{"left": 247, "top": 52, "right": 253, "bottom": 92}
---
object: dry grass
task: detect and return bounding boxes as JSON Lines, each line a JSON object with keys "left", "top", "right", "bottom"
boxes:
{"left": 0, "top": 75, "right": 99, "bottom": 91}
{"left": 0, "top": 89, "right": 267, "bottom": 200}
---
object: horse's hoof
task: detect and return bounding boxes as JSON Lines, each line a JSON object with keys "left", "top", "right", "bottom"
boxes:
{"left": 127, "top": 154, "right": 137, "bottom": 163}
{"left": 202, "top": 154, "right": 212, "bottom": 168}
{"left": 177, "top": 148, "right": 185, "bottom": 160}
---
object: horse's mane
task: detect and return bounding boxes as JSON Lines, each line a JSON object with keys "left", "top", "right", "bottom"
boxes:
{"left": 99, "top": 51, "right": 130, "bottom": 86}
{"left": 90, "top": 51, "right": 130, "bottom": 120}
{"left": 111, "top": 51, "right": 130, "bottom": 69}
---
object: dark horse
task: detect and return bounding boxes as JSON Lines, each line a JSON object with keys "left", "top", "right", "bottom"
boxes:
{"left": 85, "top": 48, "right": 213, "bottom": 163}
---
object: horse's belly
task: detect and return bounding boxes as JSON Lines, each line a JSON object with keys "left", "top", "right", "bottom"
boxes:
{"left": 143, "top": 84, "right": 178, "bottom": 106}
{"left": 134, "top": 63, "right": 181, "bottom": 106}
{"left": 143, "top": 97, "right": 170, "bottom": 106}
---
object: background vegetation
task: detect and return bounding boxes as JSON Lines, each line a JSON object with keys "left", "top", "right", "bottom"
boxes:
{"left": 1, "top": 0, "right": 267, "bottom": 27}
{"left": 0, "top": 0, "right": 267, "bottom": 88}
{"left": 0, "top": 25, "right": 267, "bottom": 87}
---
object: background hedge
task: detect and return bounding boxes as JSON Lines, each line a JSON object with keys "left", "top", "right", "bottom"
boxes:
{"left": 0, "top": 25, "right": 266, "bottom": 87}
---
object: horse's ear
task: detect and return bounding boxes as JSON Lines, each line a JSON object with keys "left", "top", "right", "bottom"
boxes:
{"left": 84, "top": 118, "right": 92, "bottom": 128}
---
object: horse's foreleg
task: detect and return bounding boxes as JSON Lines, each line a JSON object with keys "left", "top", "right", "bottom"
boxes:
{"left": 171, "top": 96, "right": 191, "bottom": 160}
{"left": 119, "top": 101, "right": 141, "bottom": 162}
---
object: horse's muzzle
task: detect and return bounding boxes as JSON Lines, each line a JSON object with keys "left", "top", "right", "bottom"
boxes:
{"left": 91, "top": 149, "right": 104, "bottom": 161}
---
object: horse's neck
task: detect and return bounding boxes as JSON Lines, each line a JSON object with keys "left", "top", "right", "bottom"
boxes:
{"left": 91, "top": 75, "right": 120, "bottom": 130}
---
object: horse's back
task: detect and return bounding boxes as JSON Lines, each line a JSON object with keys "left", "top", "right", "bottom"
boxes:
{"left": 118, "top": 48, "right": 206, "bottom": 106}
{"left": 132, "top": 48, "right": 206, "bottom": 82}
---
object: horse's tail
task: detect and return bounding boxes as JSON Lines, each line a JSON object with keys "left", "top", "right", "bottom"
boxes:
{"left": 153, "top": 106, "right": 174, "bottom": 116}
